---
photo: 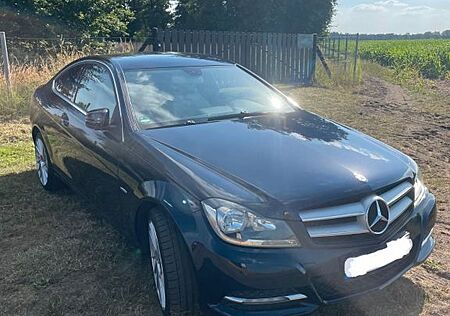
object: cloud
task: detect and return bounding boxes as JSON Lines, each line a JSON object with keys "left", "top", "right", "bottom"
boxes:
{"left": 352, "top": 3, "right": 387, "bottom": 12}
{"left": 399, "top": 5, "right": 434, "bottom": 16}
{"left": 375, "top": 0, "right": 408, "bottom": 8}
{"left": 333, "top": 0, "right": 450, "bottom": 34}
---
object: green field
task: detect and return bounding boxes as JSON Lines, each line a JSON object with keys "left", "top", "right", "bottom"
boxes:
{"left": 358, "top": 39, "right": 450, "bottom": 79}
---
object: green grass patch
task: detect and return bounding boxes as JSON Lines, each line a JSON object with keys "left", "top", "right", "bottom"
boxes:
{"left": 0, "top": 141, "right": 35, "bottom": 175}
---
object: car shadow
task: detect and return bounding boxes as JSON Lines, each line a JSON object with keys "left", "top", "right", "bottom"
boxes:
{"left": 0, "top": 170, "right": 162, "bottom": 315}
{"left": 313, "top": 276, "right": 425, "bottom": 315}
{"left": 0, "top": 170, "right": 425, "bottom": 316}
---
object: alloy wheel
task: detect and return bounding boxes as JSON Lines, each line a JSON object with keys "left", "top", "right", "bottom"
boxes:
{"left": 148, "top": 221, "right": 167, "bottom": 310}
{"left": 34, "top": 138, "right": 49, "bottom": 186}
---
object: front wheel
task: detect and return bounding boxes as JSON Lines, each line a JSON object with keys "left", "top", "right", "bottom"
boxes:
{"left": 146, "top": 208, "right": 199, "bottom": 315}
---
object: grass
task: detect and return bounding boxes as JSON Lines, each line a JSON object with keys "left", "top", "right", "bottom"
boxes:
{"left": 314, "top": 60, "right": 363, "bottom": 88}
{"left": 0, "top": 130, "right": 161, "bottom": 315}
{"left": 0, "top": 53, "right": 85, "bottom": 119}
{"left": 0, "top": 142, "right": 34, "bottom": 171}
{"left": 423, "top": 259, "right": 445, "bottom": 273}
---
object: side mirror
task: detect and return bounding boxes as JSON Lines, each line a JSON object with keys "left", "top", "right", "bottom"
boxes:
{"left": 85, "top": 108, "right": 110, "bottom": 130}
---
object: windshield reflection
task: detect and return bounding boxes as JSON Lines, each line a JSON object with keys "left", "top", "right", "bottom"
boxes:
{"left": 124, "top": 65, "right": 295, "bottom": 128}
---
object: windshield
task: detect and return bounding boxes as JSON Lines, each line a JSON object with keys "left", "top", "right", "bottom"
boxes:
{"left": 123, "top": 65, "right": 296, "bottom": 128}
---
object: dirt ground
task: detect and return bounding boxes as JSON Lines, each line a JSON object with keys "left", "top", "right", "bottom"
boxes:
{"left": 0, "top": 75, "right": 449, "bottom": 315}
{"left": 291, "top": 75, "right": 450, "bottom": 316}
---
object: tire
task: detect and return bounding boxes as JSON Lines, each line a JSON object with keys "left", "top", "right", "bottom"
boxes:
{"left": 33, "top": 133, "right": 64, "bottom": 191}
{"left": 146, "top": 208, "right": 199, "bottom": 316}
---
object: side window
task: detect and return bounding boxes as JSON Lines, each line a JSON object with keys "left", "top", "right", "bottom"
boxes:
{"left": 54, "top": 65, "right": 84, "bottom": 101}
{"left": 73, "top": 64, "right": 117, "bottom": 118}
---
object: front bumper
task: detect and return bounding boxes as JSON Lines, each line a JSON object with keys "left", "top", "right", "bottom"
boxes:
{"left": 189, "top": 192, "right": 436, "bottom": 316}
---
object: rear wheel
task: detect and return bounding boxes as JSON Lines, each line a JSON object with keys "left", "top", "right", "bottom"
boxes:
{"left": 146, "top": 208, "right": 199, "bottom": 315}
{"left": 34, "top": 133, "right": 64, "bottom": 191}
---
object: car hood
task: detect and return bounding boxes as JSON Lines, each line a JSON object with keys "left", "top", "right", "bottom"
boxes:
{"left": 140, "top": 110, "right": 414, "bottom": 216}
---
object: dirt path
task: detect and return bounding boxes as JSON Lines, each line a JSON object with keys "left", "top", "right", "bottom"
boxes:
{"left": 312, "top": 76, "right": 450, "bottom": 315}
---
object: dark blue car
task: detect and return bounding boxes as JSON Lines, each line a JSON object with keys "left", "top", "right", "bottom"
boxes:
{"left": 30, "top": 53, "right": 436, "bottom": 315}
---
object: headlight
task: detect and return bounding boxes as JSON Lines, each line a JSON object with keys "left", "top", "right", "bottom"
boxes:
{"left": 202, "top": 199, "right": 300, "bottom": 248}
{"left": 414, "top": 169, "right": 427, "bottom": 206}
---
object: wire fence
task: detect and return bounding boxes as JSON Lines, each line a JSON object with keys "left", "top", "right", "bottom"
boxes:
{"left": 1, "top": 30, "right": 318, "bottom": 85}
{"left": 1, "top": 31, "right": 362, "bottom": 90}
{"left": 3, "top": 36, "right": 144, "bottom": 66}
{"left": 316, "top": 34, "right": 361, "bottom": 82}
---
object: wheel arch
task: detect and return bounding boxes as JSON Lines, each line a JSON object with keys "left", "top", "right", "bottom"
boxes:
{"left": 133, "top": 195, "right": 199, "bottom": 264}
{"left": 31, "top": 125, "right": 54, "bottom": 163}
{"left": 134, "top": 198, "right": 160, "bottom": 251}
{"left": 31, "top": 125, "right": 41, "bottom": 141}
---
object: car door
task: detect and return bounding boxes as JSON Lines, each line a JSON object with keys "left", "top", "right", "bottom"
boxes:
{"left": 46, "top": 63, "right": 85, "bottom": 178}
{"left": 59, "top": 61, "right": 125, "bottom": 214}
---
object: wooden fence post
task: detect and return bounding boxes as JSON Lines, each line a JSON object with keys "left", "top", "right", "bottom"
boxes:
{"left": 0, "top": 32, "right": 11, "bottom": 91}
{"left": 353, "top": 33, "right": 360, "bottom": 81}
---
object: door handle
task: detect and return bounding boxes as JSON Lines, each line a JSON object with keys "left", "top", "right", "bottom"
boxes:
{"left": 60, "top": 112, "right": 69, "bottom": 126}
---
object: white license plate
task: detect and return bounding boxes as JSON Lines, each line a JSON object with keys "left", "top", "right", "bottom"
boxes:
{"left": 344, "top": 233, "right": 413, "bottom": 278}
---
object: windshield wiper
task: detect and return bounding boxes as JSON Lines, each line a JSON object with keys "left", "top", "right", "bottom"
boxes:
{"left": 144, "top": 111, "right": 274, "bottom": 130}
{"left": 207, "top": 111, "right": 273, "bottom": 122}
{"left": 144, "top": 117, "right": 207, "bottom": 129}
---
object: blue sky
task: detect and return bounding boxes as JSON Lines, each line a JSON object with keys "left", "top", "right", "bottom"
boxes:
{"left": 332, "top": 0, "right": 450, "bottom": 33}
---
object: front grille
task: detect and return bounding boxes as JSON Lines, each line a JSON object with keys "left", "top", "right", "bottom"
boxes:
{"left": 299, "top": 179, "right": 414, "bottom": 241}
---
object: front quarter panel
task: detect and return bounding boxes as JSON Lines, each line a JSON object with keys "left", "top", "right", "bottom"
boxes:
{"left": 114, "top": 134, "right": 206, "bottom": 247}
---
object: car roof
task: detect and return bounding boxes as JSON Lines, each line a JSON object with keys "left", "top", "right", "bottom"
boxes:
{"left": 86, "top": 52, "right": 234, "bottom": 70}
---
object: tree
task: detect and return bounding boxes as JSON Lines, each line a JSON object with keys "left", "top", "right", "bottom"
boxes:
{"left": 10, "top": 0, "right": 134, "bottom": 37}
{"left": 174, "top": 0, "right": 337, "bottom": 34}
{"left": 127, "top": 0, "right": 172, "bottom": 36}
{"left": 442, "top": 30, "right": 450, "bottom": 39}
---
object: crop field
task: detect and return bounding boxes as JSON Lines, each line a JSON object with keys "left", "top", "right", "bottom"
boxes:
{"left": 358, "top": 39, "right": 450, "bottom": 79}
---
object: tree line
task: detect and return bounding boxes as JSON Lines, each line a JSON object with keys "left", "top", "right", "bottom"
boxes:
{"left": 5, "top": 0, "right": 337, "bottom": 37}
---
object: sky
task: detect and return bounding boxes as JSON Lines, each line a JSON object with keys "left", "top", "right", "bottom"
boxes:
{"left": 332, "top": 0, "right": 450, "bottom": 34}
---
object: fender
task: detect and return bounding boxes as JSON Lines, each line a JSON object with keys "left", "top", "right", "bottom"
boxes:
{"left": 131, "top": 179, "right": 203, "bottom": 253}
{"left": 31, "top": 123, "right": 55, "bottom": 161}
